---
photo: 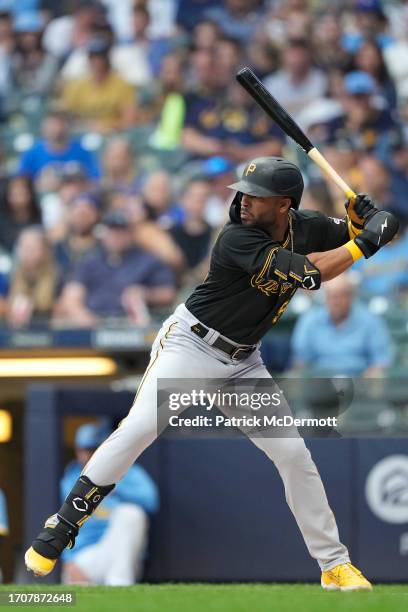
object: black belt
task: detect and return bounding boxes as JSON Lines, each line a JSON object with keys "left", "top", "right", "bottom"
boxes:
{"left": 190, "top": 323, "right": 256, "bottom": 361}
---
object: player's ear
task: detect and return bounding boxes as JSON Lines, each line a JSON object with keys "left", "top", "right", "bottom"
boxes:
{"left": 279, "top": 198, "right": 292, "bottom": 214}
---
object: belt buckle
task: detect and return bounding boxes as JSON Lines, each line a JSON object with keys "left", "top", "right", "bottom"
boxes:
{"left": 231, "top": 346, "right": 252, "bottom": 360}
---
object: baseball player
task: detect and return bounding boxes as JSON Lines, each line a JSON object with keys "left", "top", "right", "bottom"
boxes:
{"left": 25, "top": 157, "right": 398, "bottom": 590}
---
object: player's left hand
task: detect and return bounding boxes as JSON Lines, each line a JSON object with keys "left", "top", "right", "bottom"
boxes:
{"left": 345, "top": 193, "right": 378, "bottom": 228}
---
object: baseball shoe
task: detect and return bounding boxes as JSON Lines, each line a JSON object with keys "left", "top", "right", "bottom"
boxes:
{"left": 25, "top": 514, "right": 77, "bottom": 577}
{"left": 321, "top": 562, "right": 372, "bottom": 591}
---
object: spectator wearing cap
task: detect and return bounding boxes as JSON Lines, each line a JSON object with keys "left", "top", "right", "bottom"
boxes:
{"left": 264, "top": 39, "right": 327, "bottom": 122}
{"left": 10, "top": 11, "right": 58, "bottom": 100}
{"left": 0, "top": 175, "right": 41, "bottom": 254}
{"left": 57, "top": 210, "right": 176, "bottom": 327}
{"left": 54, "top": 192, "right": 102, "bottom": 279}
{"left": 324, "top": 71, "right": 399, "bottom": 158}
{"left": 61, "top": 422, "right": 158, "bottom": 586}
{"left": 61, "top": 37, "right": 135, "bottom": 133}
{"left": 7, "top": 226, "right": 61, "bottom": 328}
{"left": 17, "top": 110, "right": 101, "bottom": 189}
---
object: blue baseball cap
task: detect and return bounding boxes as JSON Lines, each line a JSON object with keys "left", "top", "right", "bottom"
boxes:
{"left": 344, "top": 71, "right": 376, "bottom": 95}
{"left": 14, "top": 11, "right": 44, "bottom": 33}
{"left": 202, "top": 156, "right": 234, "bottom": 178}
{"left": 75, "top": 423, "right": 110, "bottom": 449}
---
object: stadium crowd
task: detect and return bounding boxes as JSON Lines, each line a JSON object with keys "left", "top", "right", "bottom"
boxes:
{"left": 0, "top": 0, "right": 407, "bottom": 370}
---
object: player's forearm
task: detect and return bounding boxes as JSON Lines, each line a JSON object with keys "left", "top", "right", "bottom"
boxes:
{"left": 307, "top": 243, "right": 357, "bottom": 282}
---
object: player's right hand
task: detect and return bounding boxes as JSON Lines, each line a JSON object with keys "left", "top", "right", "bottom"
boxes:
{"left": 354, "top": 210, "right": 399, "bottom": 258}
{"left": 345, "top": 193, "right": 377, "bottom": 228}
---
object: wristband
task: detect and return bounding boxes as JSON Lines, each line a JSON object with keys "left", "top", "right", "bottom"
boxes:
{"left": 344, "top": 240, "right": 363, "bottom": 262}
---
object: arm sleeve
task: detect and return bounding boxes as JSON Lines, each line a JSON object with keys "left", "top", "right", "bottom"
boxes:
{"left": 310, "top": 213, "right": 350, "bottom": 251}
{"left": 116, "top": 466, "right": 159, "bottom": 514}
{"left": 365, "top": 314, "right": 394, "bottom": 367}
{"left": 79, "top": 147, "right": 101, "bottom": 180}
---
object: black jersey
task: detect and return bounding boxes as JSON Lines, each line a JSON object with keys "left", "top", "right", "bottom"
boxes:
{"left": 185, "top": 205, "right": 349, "bottom": 345}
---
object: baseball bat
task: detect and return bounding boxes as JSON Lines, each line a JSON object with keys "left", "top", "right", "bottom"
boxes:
{"left": 236, "top": 67, "right": 356, "bottom": 200}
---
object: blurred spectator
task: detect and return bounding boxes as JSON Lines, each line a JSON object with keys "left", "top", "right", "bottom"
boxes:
{"left": 57, "top": 210, "right": 176, "bottom": 327}
{"left": 0, "top": 176, "right": 41, "bottom": 254}
{"left": 43, "top": 0, "right": 106, "bottom": 59}
{"left": 300, "top": 183, "right": 336, "bottom": 218}
{"left": 264, "top": 39, "right": 327, "bottom": 121}
{"left": 324, "top": 71, "right": 399, "bottom": 158}
{"left": 10, "top": 11, "right": 58, "bottom": 99}
{"left": 263, "top": 0, "right": 312, "bottom": 47}
{"left": 342, "top": 0, "right": 394, "bottom": 53}
{"left": 140, "top": 171, "right": 183, "bottom": 228}
{"left": 61, "top": 422, "right": 158, "bottom": 585}
{"left": 204, "top": 0, "right": 264, "bottom": 45}
{"left": 191, "top": 19, "right": 220, "bottom": 52}
{"left": 61, "top": 11, "right": 153, "bottom": 88}
{"left": 139, "top": 51, "right": 186, "bottom": 148}
{"left": 61, "top": 38, "right": 135, "bottom": 133}
{"left": 352, "top": 39, "right": 397, "bottom": 109}
{"left": 54, "top": 192, "right": 101, "bottom": 277}
{"left": 312, "top": 12, "right": 351, "bottom": 72}
{"left": 101, "top": 137, "right": 141, "bottom": 194}
{"left": 291, "top": 273, "right": 393, "bottom": 377}
{"left": 40, "top": 166, "right": 91, "bottom": 240}
{"left": 247, "top": 37, "right": 279, "bottom": 80}
{"left": 17, "top": 110, "right": 101, "bottom": 187}
{"left": 0, "top": 271, "right": 8, "bottom": 318}
{"left": 182, "top": 49, "right": 284, "bottom": 161}
{"left": 0, "top": 488, "right": 8, "bottom": 583}
{"left": 176, "top": 0, "right": 220, "bottom": 33}
{"left": 0, "top": 9, "right": 13, "bottom": 100}
{"left": 7, "top": 226, "right": 61, "bottom": 328}
{"left": 168, "top": 179, "right": 212, "bottom": 270}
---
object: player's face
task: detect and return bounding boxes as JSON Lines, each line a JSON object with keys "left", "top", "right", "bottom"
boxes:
{"left": 240, "top": 194, "right": 289, "bottom": 228}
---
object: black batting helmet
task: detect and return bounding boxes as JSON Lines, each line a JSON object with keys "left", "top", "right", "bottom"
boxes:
{"left": 228, "top": 156, "right": 304, "bottom": 209}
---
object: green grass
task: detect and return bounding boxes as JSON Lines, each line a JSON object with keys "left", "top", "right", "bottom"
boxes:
{"left": 0, "top": 584, "right": 407, "bottom": 612}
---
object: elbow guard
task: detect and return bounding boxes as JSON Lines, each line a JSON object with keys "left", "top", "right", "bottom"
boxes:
{"left": 266, "top": 249, "right": 321, "bottom": 291}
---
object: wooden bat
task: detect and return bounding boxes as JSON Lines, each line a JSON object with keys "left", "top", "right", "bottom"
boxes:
{"left": 236, "top": 66, "right": 356, "bottom": 201}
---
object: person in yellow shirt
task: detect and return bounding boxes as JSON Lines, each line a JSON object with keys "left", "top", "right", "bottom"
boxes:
{"left": 61, "top": 38, "right": 135, "bottom": 133}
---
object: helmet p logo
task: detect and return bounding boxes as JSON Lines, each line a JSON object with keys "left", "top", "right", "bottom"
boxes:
{"left": 245, "top": 162, "right": 257, "bottom": 176}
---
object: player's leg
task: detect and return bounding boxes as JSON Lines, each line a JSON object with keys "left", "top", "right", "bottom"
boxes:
{"left": 229, "top": 350, "right": 371, "bottom": 590}
{"left": 25, "top": 315, "right": 230, "bottom": 576}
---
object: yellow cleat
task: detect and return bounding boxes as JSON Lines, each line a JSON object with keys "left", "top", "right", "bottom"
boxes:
{"left": 24, "top": 546, "right": 57, "bottom": 577}
{"left": 321, "top": 562, "right": 372, "bottom": 591}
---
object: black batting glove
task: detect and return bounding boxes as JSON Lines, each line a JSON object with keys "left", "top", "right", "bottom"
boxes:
{"left": 354, "top": 210, "right": 399, "bottom": 258}
{"left": 345, "top": 193, "right": 378, "bottom": 228}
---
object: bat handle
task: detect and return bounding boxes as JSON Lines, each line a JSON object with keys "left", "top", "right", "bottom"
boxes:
{"left": 307, "top": 148, "right": 356, "bottom": 201}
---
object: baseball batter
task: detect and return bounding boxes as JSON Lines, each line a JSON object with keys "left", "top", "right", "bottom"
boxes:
{"left": 25, "top": 157, "right": 398, "bottom": 590}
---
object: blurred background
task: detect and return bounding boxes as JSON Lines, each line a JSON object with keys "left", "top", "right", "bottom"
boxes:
{"left": 0, "top": 0, "right": 407, "bottom": 586}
